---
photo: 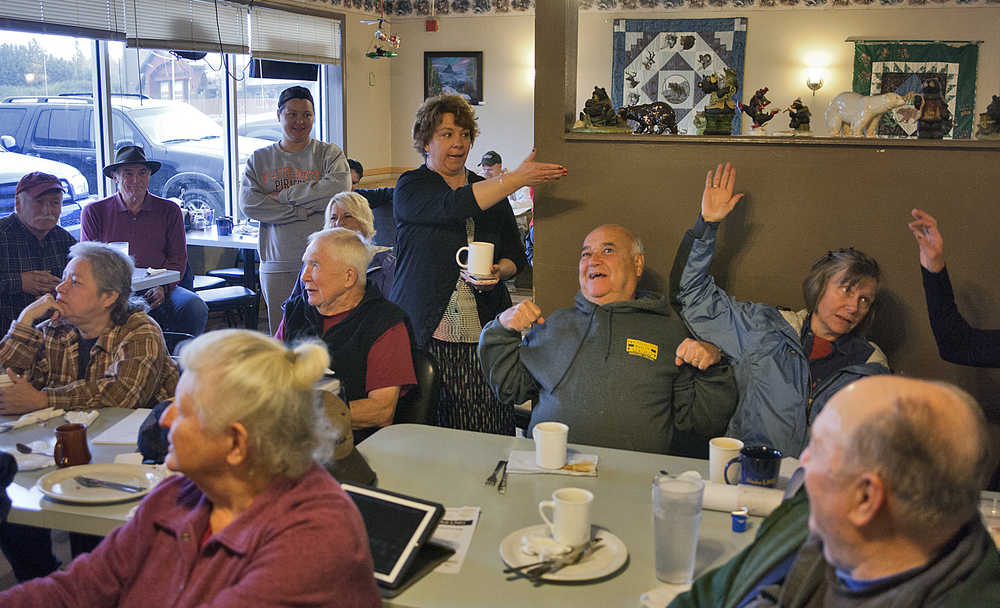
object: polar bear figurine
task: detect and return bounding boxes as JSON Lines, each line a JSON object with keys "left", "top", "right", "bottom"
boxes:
{"left": 825, "top": 92, "right": 906, "bottom": 137}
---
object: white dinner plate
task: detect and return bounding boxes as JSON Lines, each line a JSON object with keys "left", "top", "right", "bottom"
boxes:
{"left": 37, "top": 463, "right": 168, "bottom": 504}
{"left": 499, "top": 524, "right": 628, "bottom": 582}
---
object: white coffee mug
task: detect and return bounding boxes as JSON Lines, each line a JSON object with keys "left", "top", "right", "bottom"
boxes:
{"left": 539, "top": 487, "right": 593, "bottom": 546}
{"left": 709, "top": 437, "right": 744, "bottom": 485}
{"left": 456, "top": 241, "right": 495, "bottom": 277}
{"left": 532, "top": 421, "right": 569, "bottom": 470}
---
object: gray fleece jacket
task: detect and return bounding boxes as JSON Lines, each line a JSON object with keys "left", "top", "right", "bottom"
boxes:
{"left": 478, "top": 291, "right": 738, "bottom": 454}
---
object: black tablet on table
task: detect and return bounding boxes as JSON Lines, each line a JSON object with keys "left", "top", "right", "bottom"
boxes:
{"left": 340, "top": 483, "right": 455, "bottom": 597}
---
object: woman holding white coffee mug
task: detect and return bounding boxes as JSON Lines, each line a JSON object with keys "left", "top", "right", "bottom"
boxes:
{"left": 390, "top": 94, "right": 566, "bottom": 434}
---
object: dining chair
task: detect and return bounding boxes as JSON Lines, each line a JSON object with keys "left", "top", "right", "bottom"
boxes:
{"left": 392, "top": 349, "right": 440, "bottom": 426}
{"left": 161, "top": 331, "right": 194, "bottom": 356}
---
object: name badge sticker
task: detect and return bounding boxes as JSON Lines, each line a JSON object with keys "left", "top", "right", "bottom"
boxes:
{"left": 626, "top": 338, "right": 658, "bottom": 361}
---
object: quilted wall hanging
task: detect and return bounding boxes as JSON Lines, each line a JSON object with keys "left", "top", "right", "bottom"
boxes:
{"left": 852, "top": 41, "right": 980, "bottom": 138}
{"left": 612, "top": 18, "right": 748, "bottom": 135}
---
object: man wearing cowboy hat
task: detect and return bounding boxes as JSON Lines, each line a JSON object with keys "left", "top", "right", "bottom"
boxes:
{"left": 81, "top": 146, "right": 208, "bottom": 335}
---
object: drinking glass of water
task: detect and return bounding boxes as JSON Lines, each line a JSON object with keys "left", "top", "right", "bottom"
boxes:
{"left": 652, "top": 471, "right": 705, "bottom": 584}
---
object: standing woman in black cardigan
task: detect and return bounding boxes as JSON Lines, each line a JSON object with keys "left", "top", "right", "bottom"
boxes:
{"left": 390, "top": 94, "right": 566, "bottom": 434}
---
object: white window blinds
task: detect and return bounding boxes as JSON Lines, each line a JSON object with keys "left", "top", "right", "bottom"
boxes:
{"left": 251, "top": 6, "right": 341, "bottom": 65}
{"left": 0, "top": 0, "right": 126, "bottom": 40}
{"left": 125, "top": 0, "right": 248, "bottom": 54}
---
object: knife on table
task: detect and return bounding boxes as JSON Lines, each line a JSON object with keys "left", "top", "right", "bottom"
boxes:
{"left": 497, "top": 461, "right": 509, "bottom": 494}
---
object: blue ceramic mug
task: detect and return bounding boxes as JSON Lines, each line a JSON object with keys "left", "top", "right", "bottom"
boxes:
{"left": 724, "top": 445, "right": 783, "bottom": 488}
{"left": 216, "top": 216, "right": 234, "bottom": 236}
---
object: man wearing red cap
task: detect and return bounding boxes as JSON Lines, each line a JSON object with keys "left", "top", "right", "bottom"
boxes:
{"left": 0, "top": 172, "right": 77, "bottom": 332}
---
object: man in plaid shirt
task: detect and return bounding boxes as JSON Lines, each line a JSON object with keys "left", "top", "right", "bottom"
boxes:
{"left": 0, "top": 172, "right": 77, "bottom": 332}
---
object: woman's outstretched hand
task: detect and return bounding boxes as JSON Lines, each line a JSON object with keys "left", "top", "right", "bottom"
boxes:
{"left": 510, "top": 148, "right": 567, "bottom": 187}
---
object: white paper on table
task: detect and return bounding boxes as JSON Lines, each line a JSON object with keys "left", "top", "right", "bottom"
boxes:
{"left": 506, "top": 450, "right": 598, "bottom": 476}
{"left": 778, "top": 457, "right": 801, "bottom": 489}
{"left": 92, "top": 408, "right": 152, "bottom": 445}
{"left": 0, "top": 407, "right": 65, "bottom": 432}
{"left": 429, "top": 506, "right": 481, "bottom": 574}
{"left": 65, "top": 410, "right": 99, "bottom": 426}
{"left": 702, "top": 480, "right": 784, "bottom": 517}
{"left": 113, "top": 452, "right": 144, "bottom": 465}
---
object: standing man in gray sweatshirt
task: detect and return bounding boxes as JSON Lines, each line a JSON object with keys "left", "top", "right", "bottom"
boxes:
{"left": 240, "top": 86, "right": 351, "bottom": 333}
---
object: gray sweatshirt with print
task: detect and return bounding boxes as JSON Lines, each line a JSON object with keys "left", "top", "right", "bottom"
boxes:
{"left": 239, "top": 139, "right": 351, "bottom": 273}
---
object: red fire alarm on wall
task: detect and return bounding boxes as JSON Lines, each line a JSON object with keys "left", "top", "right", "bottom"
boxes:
{"left": 425, "top": 19, "right": 438, "bottom": 32}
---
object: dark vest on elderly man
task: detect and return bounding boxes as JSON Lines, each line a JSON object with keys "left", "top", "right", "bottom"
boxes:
{"left": 280, "top": 283, "right": 414, "bottom": 408}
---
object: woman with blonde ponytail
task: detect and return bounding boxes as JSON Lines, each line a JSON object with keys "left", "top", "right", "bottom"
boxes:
{"left": 0, "top": 329, "right": 381, "bottom": 607}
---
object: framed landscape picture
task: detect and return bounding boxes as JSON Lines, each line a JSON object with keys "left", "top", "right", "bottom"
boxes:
{"left": 424, "top": 51, "right": 483, "bottom": 105}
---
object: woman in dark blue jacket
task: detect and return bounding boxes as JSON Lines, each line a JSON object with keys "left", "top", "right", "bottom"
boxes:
{"left": 389, "top": 94, "right": 565, "bottom": 434}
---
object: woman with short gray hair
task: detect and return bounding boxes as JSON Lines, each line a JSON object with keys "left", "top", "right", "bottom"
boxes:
{"left": 0, "top": 329, "right": 382, "bottom": 606}
{"left": 671, "top": 163, "right": 889, "bottom": 458}
{"left": 0, "top": 241, "right": 177, "bottom": 415}
{"left": 66, "top": 241, "right": 147, "bottom": 325}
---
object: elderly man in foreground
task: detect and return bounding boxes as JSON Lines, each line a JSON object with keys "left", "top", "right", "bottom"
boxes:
{"left": 478, "top": 224, "right": 737, "bottom": 454}
{"left": 276, "top": 228, "right": 415, "bottom": 443}
{"left": 0, "top": 172, "right": 77, "bottom": 331}
{"left": 670, "top": 375, "right": 1000, "bottom": 608}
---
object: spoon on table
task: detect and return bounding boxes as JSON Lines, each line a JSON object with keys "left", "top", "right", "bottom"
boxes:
{"left": 16, "top": 443, "right": 53, "bottom": 457}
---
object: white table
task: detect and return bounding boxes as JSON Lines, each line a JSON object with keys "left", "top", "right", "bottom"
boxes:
{"left": 184, "top": 225, "right": 259, "bottom": 251}
{"left": 356, "top": 425, "right": 759, "bottom": 608}
{"left": 130, "top": 268, "right": 180, "bottom": 292}
{"left": 185, "top": 225, "right": 260, "bottom": 291}
{"left": 3, "top": 408, "right": 145, "bottom": 536}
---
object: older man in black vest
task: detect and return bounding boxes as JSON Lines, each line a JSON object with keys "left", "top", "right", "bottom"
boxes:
{"left": 275, "top": 228, "right": 416, "bottom": 442}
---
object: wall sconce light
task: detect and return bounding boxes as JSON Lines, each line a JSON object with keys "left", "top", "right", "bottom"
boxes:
{"left": 806, "top": 69, "right": 824, "bottom": 96}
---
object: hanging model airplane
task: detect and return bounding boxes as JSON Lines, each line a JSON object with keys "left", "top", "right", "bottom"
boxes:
{"left": 362, "top": 2, "right": 400, "bottom": 59}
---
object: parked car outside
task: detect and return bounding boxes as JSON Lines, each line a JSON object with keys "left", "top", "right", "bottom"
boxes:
{"left": 238, "top": 112, "right": 284, "bottom": 142}
{"left": 0, "top": 136, "right": 96, "bottom": 238}
{"left": 0, "top": 94, "right": 271, "bottom": 218}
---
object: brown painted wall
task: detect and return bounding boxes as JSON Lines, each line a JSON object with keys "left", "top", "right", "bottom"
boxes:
{"left": 534, "top": 1, "right": 1000, "bottom": 419}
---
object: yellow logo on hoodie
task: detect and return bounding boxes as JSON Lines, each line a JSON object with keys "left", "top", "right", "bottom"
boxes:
{"left": 626, "top": 338, "right": 658, "bottom": 361}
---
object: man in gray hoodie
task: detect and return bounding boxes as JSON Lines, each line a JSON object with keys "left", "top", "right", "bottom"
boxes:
{"left": 478, "top": 224, "right": 737, "bottom": 454}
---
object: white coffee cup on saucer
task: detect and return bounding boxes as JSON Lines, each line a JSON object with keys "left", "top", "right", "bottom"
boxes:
{"left": 709, "top": 437, "right": 744, "bottom": 484}
{"left": 539, "top": 487, "right": 593, "bottom": 546}
{"left": 532, "top": 421, "right": 568, "bottom": 469}
{"left": 456, "top": 241, "right": 495, "bottom": 277}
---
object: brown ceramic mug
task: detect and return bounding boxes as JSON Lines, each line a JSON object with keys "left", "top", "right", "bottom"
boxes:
{"left": 54, "top": 423, "right": 92, "bottom": 468}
